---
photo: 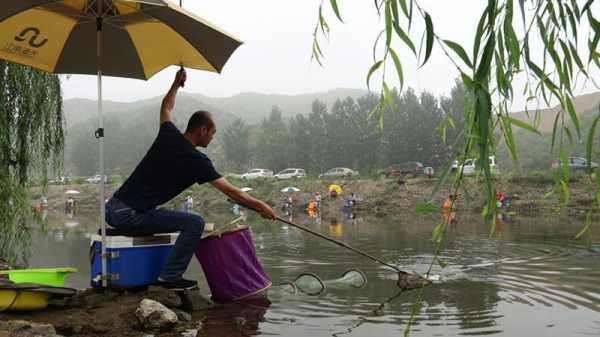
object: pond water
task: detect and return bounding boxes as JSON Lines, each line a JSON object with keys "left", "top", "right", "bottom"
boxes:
{"left": 21, "top": 208, "right": 600, "bottom": 337}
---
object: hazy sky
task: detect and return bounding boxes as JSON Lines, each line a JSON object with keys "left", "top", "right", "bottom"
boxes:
{"left": 61, "top": 0, "right": 598, "bottom": 110}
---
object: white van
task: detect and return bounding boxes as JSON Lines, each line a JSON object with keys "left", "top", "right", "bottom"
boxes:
{"left": 452, "top": 156, "right": 498, "bottom": 176}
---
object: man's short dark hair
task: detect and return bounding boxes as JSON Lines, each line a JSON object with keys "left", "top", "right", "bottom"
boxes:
{"left": 186, "top": 111, "right": 214, "bottom": 133}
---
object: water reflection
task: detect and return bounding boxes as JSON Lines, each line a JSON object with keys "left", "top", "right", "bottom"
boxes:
{"left": 20, "top": 210, "right": 600, "bottom": 337}
{"left": 197, "top": 298, "right": 271, "bottom": 337}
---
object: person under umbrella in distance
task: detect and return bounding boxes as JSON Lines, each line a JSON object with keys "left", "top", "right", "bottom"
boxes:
{"left": 105, "top": 69, "right": 277, "bottom": 290}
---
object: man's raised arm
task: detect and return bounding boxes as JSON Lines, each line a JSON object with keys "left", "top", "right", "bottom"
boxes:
{"left": 211, "top": 178, "right": 277, "bottom": 220}
{"left": 160, "top": 68, "right": 187, "bottom": 124}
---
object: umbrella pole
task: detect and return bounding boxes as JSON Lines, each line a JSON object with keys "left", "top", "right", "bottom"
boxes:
{"left": 96, "top": 12, "right": 107, "bottom": 288}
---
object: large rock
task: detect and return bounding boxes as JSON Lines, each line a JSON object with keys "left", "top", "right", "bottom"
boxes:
{"left": 135, "top": 299, "right": 178, "bottom": 330}
{"left": 0, "top": 320, "right": 63, "bottom": 337}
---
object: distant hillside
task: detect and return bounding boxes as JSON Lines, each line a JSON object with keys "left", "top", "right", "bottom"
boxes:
{"left": 63, "top": 88, "right": 368, "bottom": 127}
{"left": 192, "top": 88, "right": 368, "bottom": 123}
{"left": 511, "top": 91, "right": 600, "bottom": 133}
{"left": 61, "top": 88, "right": 369, "bottom": 175}
{"left": 63, "top": 94, "right": 231, "bottom": 129}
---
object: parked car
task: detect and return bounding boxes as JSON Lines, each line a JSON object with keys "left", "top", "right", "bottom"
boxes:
{"left": 49, "top": 176, "right": 71, "bottom": 185}
{"left": 551, "top": 157, "right": 599, "bottom": 171}
{"left": 381, "top": 161, "right": 424, "bottom": 177}
{"left": 452, "top": 156, "right": 499, "bottom": 176}
{"left": 274, "top": 168, "right": 306, "bottom": 180}
{"left": 241, "top": 169, "right": 273, "bottom": 180}
{"left": 86, "top": 174, "right": 108, "bottom": 184}
{"left": 319, "top": 167, "right": 359, "bottom": 178}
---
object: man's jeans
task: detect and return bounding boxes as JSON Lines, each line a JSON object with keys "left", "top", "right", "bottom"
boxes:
{"left": 105, "top": 197, "right": 204, "bottom": 282}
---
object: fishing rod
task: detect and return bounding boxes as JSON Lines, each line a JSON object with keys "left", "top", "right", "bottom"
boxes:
{"left": 275, "top": 215, "right": 410, "bottom": 275}
{"left": 235, "top": 199, "right": 432, "bottom": 289}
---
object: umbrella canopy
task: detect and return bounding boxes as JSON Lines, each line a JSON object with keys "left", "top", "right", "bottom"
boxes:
{"left": 240, "top": 187, "right": 252, "bottom": 192}
{"left": 328, "top": 184, "right": 342, "bottom": 194}
{"left": 281, "top": 187, "right": 300, "bottom": 193}
{"left": 0, "top": 1, "right": 242, "bottom": 78}
{"left": 0, "top": 0, "right": 242, "bottom": 288}
{"left": 64, "top": 190, "right": 80, "bottom": 196}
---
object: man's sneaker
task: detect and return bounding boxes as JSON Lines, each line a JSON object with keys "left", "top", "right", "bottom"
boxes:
{"left": 156, "top": 277, "right": 198, "bottom": 291}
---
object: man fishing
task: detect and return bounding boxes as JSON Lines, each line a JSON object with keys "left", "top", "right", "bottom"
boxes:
{"left": 105, "top": 69, "right": 277, "bottom": 290}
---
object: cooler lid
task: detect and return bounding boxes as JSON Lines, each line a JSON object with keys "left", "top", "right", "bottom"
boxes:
{"left": 90, "top": 233, "right": 178, "bottom": 248}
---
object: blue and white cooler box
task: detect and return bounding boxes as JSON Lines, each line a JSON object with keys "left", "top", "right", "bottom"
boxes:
{"left": 90, "top": 233, "right": 179, "bottom": 287}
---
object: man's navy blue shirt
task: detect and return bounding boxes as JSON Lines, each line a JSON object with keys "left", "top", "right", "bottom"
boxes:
{"left": 114, "top": 121, "right": 221, "bottom": 211}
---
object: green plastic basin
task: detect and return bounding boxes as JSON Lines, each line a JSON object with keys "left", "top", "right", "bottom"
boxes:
{"left": 0, "top": 268, "right": 77, "bottom": 287}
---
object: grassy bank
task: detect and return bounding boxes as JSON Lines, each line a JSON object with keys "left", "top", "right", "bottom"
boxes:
{"left": 29, "top": 172, "right": 598, "bottom": 216}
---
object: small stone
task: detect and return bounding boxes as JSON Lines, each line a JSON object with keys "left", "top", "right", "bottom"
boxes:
{"left": 135, "top": 299, "right": 178, "bottom": 330}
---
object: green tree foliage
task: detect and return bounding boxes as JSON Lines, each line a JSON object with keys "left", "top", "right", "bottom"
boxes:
{"left": 0, "top": 61, "right": 63, "bottom": 262}
{"left": 255, "top": 107, "right": 289, "bottom": 172}
{"left": 64, "top": 83, "right": 466, "bottom": 177}
{"left": 222, "top": 117, "right": 250, "bottom": 172}
{"left": 219, "top": 84, "right": 465, "bottom": 175}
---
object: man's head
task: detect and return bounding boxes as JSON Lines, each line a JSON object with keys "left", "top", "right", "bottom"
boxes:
{"left": 184, "top": 110, "right": 216, "bottom": 147}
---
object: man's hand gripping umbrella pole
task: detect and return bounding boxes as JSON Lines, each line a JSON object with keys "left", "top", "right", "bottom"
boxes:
{"left": 248, "top": 203, "right": 432, "bottom": 290}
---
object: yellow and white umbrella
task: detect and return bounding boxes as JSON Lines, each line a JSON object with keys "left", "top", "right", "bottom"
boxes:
{"left": 0, "top": 1, "right": 241, "bottom": 78}
{"left": 0, "top": 0, "right": 242, "bottom": 287}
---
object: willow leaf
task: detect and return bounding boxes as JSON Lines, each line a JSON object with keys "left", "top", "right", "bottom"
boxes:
{"left": 432, "top": 223, "right": 444, "bottom": 243}
{"left": 366, "top": 60, "right": 383, "bottom": 90}
{"left": 385, "top": 0, "right": 392, "bottom": 48}
{"left": 564, "top": 96, "right": 581, "bottom": 138}
{"left": 586, "top": 111, "right": 600, "bottom": 174}
{"left": 565, "top": 5, "right": 578, "bottom": 42}
{"left": 506, "top": 117, "right": 541, "bottom": 135}
{"left": 388, "top": 48, "right": 404, "bottom": 91}
{"left": 393, "top": 21, "right": 416, "bottom": 54}
{"left": 563, "top": 125, "right": 574, "bottom": 144}
{"left": 443, "top": 40, "right": 473, "bottom": 68}
{"left": 330, "top": 0, "right": 343, "bottom": 22}
{"left": 383, "top": 81, "right": 396, "bottom": 113}
{"left": 422, "top": 12, "right": 434, "bottom": 66}
{"left": 560, "top": 147, "right": 570, "bottom": 181}
{"left": 568, "top": 41, "right": 587, "bottom": 75}
{"left": 399, "top": 0, "right": 409, "bottom": 18}
{"left": 475, "top": 33, "right": 495, "bottom": 82}
{"left": 558, "top": 2, "right": 567, "bottom": 32}
{"left": 570, "top": 0, "right": 580, "bottom": 19}
{"left": 473, "top": 9, "right": 488, "bottom": 64}
{"left": 582, "top": 0, "right": 595, "bottom": 14}
{"left": 574, "top": 211, "right": 592, "bottom": 240}
{"left": 500, "top": 116, "right": 518, "bottom": 161}
{"left": 428, "top": 159, "right": 453, "bottom": 202}
{"left": 550, "top": 110, "right": 560, "bottom": 151}
{"left": 559, "top": 40, "right": 574, "bottom": 77}
{"left": 391, "top": 0, "right": 399, "bottom": 22}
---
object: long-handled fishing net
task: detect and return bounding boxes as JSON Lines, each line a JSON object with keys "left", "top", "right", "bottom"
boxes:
{"left": 274, "top": 216, "right": 431, "bottom": 290}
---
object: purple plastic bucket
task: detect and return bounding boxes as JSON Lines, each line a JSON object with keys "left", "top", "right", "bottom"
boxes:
{"left": 195, "top": 227, "right": 271, "bottom": 303}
